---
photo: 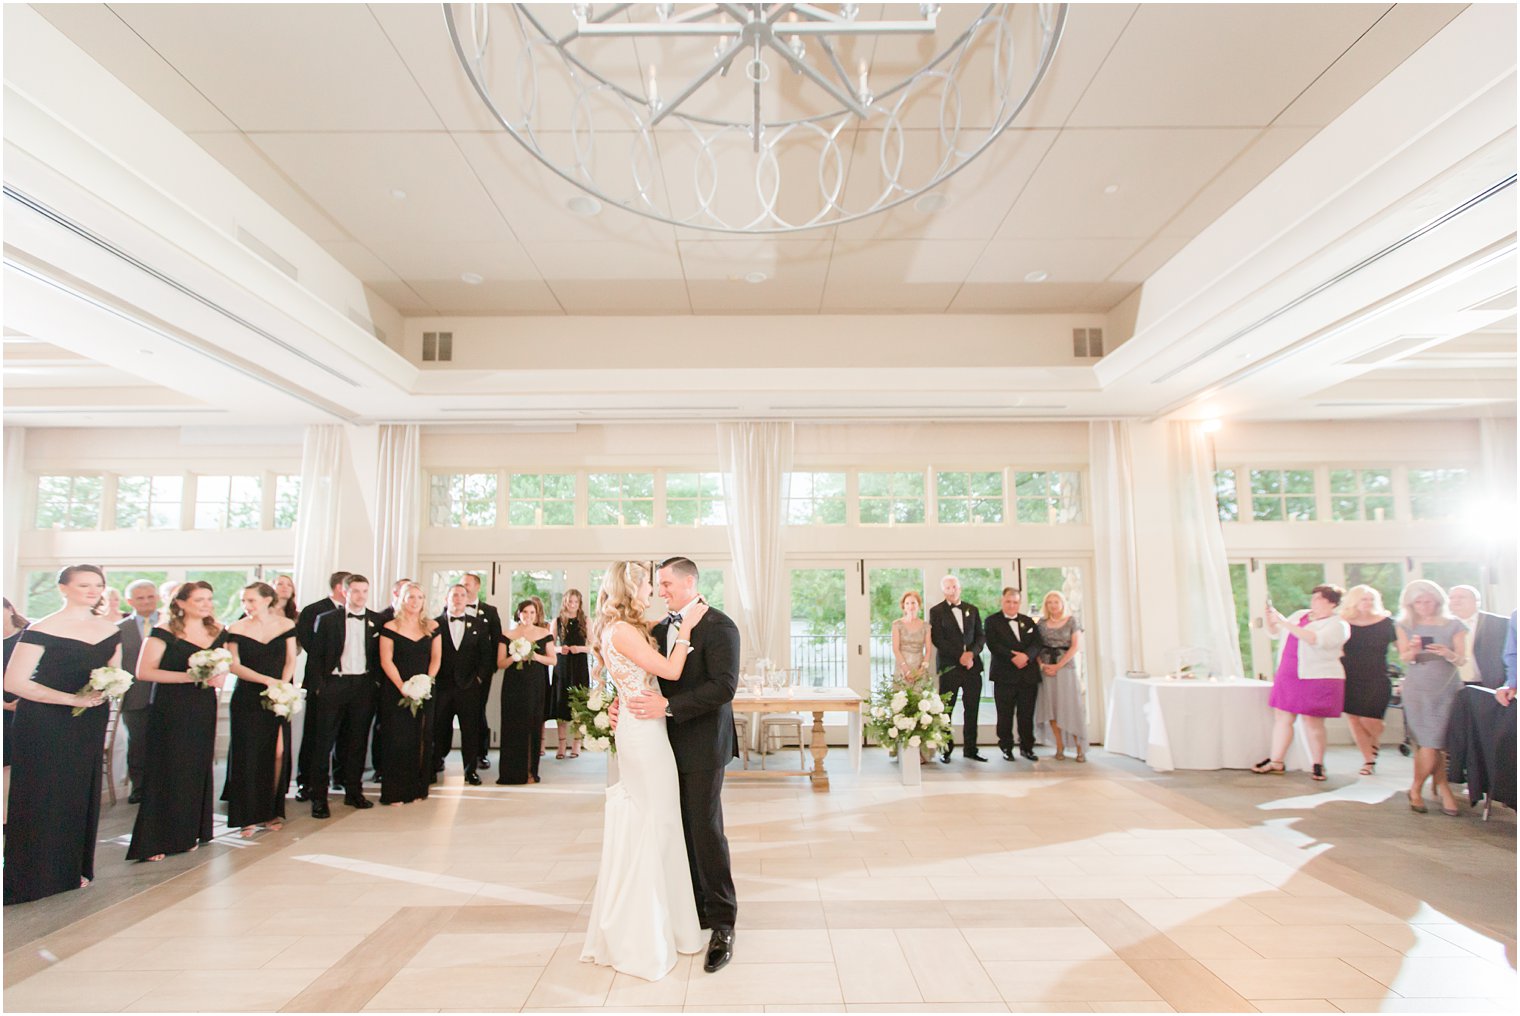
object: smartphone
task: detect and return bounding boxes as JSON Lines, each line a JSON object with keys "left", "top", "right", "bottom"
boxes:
{"left": 1417, "top": 635, "right": 1434, "bottom": 650}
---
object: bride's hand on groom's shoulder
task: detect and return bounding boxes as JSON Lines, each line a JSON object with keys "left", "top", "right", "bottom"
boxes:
{"left": 681, "top": 600, "right": 709, "bottom": 631}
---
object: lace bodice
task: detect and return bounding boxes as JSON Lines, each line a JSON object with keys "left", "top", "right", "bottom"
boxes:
{"left": 894, "top": 619, "right": 928, "bottom": 671}
{"left": 600, "top": 622, "right": 656, "bottom": 698}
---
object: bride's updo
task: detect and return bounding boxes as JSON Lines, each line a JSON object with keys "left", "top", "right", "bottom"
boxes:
{"left": 591, "top": 561, "right": 656, "bottom": 664}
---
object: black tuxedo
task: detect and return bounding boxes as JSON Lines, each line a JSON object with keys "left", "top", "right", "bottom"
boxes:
{"left": 1470, "top": 611, "right": 1508, "bottom": 689}
{"left": 302, "top": 608, "right": 382, "bottom": 803}
{"left": 468, "top": 601, "right": 504, "bottom": 760}
{"left": 294, "top": 596, "right": 343, "bottom": 793}
{"left": 434, "top": 611, "right": 493, "bottom": 772}
{"left": 985, "top": 611, "right": 1043, "bottom": 753}
{"left": 929, "top": 599, "right": 985, "bottom": 755}
{"left": 651, "top": 606, "right": 740, "bottom": 932}
{"left": 117, "top": 613, "right": 157, "bottom": 794}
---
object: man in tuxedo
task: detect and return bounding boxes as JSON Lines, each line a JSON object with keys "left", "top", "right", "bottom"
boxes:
{"left": 985, "top": 586, "right": 1043, "bottom": 762}
{"left": 116, "top": 579, "right": 160, "bottom": 804}
{"left": 929, "top": 575, "right": 987, "bottom": 762}
{"left": 462, "top": 572, "right": 502, "bottom": 771}
{"left": 434, "top": 584, "right": 493, "bottom": 785}
{"left": 305, "top": 574, "right": 380, "bottom": 817}
{"left": 1449, "top": 586, "right": 1509, "bottom": 689}
{"left": 294, "top": 571, "right": 349, "bottom": 800}
{"left": 624, "top": 557, "right": 740, "bottom": 974}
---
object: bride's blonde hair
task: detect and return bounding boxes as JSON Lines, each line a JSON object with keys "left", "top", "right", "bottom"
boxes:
{"left": 590, "top": 561, "right": 655, "bottom": 672}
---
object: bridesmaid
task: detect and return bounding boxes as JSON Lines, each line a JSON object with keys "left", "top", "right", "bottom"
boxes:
{"left": 496, "top": 600, "right": 556, "bottom": 785}
{"left": 4, "top": 597, "right": 28, "bottom": 815}
{"left": 550, "top": 590, "right": 591, "bottom": 759}
{"left": 3, "top": 565, "right": 118, "bottom": 904}
{"left": 377, "top": 582, "right": 440, "bottom": 805}
{"left": 272, "top": 574, "right": 299, "bottom": 621}
{"left": 127, "top": 581, "right": 226, "bottom": 862}
{"left": 223, "top": 582, "right": 297, "bottom": 837}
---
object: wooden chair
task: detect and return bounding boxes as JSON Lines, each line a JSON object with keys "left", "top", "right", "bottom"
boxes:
{"left": 757, "top": 669, "right": 808, "bottom": 770}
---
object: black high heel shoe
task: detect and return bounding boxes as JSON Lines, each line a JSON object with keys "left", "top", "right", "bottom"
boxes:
{"left": 1251, "top": 758, "right": 1285, "bottom": 774}
{"left": 1310, "top": 763, "right": 1326, "bottom": 782}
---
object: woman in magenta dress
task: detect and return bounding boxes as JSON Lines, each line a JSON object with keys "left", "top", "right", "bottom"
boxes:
{"left": 1253, "top": 584, "right": 1351, "bottom": 782}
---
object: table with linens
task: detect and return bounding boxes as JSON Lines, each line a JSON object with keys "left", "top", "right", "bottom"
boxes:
{"left": 1105, "top": 673, "right": 1311, "bottom": 772}
{"left": 729, "top": 686, "right": 863, "bottom": 792}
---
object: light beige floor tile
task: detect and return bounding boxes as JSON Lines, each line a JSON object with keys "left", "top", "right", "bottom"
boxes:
{"left": 1040, "top": 875, "right": 1174, "bottom": 899}
{"left": 1126, "top": 958, "right": 1255, "bottom": 1012}
{"left": 263, "top": 934, "right": 366, "bottom": 969}
{"left": 733, "top": 928, "right": 832, "bottom": 963}
{"left": 1244, "top": 897, "right": 1403, "bottom": 926}
{"left": 1004, "top": 1004, "right": 1093, "bottom": 1013}
{"left": 364, "top": 965, "right": 541, "bottom": 1010}
{"left": 818, "top": 876, "right": 939, "bottom": 901}
{"left": 1070, "top": 855, "right": 1194, "bottom": 876}
{"left": 1089, "top": 1004, "right": 1175, "bottom": 1013}
{"left": 134, "top": 934, "right": 299, "bottom": 970}
{"left": 811, "top": 840, "right": 913, "bottom": 859}
{"left": 50, "top": 935, "right": 173, "bottom": 972}
{"left": 1198, "top": 957, "right": 1393, "bottom": 999}
{"left": 1349, "top": 923, "right": 1477, "bottom": 957}
{"left": 406, "top": 932, "right": 565, "bottom": 968}
{"left": 863, "top": 856, "right": 980, "bottom": 878}
{"left": 1341, "top": 955, "right": 1519, "bottom": 998}
{"left": 942, "top": 900, "right": 1081, "bottom": 928}
{"left": 685, "top": 962, "right": 844, "bottom": 1007}
{"left": 930, "top": 876, "right": 1052, "bottom": 900}
{"left": 524, "top": 942, "right": 617, "bottom": 1008}
{"left": 849, "top": 1005, "right": 1009, "bottom": 1012}
{"left": 123, "top": 968, "right": 322, "bottom": 1011}
{"left": 1418, "top": 921, "right": 1517, "bottom": 963}
{"left": 830, "top": 929, "right": 922, "bottom": 1004}
{"left": 759, "top": 858, "right": 872, "bottom": 878}
{"left": 233, "top": 883, "right": 378, "bottom": 911}
{"left": 733, "top": 876, "right": 824, "bottom": 902}
{"left": 968, "top": 854, "right": 1084, "bottom": 878}
{"left": 1327, "top": 999, "right": 1509, "bottom": 1013}
{"left": 822, "top": 900, "right": 957, "bottom": 928}
{"left": 1252, "top": 1001, "right": 1339, "bottom": 1012}
{"left": 2, "top": 970, "right": 162, "bottom": 1011}
{"left": 688, "top": 1006, "right": 764, "bottom": 1012}
{"left": 1121, "top": 898, "right": 1281, "bottom": 930}
{"left": 981, "top": 960, "right": 1162, "bottom": 1002}
{"left": 113, "top": 906, "right": 272, "bottom": 938}
{"left": 1150, "top": 874, "right": 1283, "bottom": 899}
{"left": 896, "top": 929, "right": 1003, "bottom": 1003}
{"left": 247, "top": 905, "right": 403, "bottom": 937}
{"left": 969, "top": 927, "right": 1119, "bottom": 963}
{"left": 765, "top": 1005, "right": 847, "bottom": 1012}
{"left": 1224, "top": 924, "right": 1400, "bottom": 960}
{"left": 604, "top": 954, "right": 695, "bottom": 1008}
{"left": 1162, "top": 926, "right": 1260, "bottom": 960}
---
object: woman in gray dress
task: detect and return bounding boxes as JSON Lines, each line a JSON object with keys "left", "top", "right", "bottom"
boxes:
{"left": 1036, "top": 591, "right": 1087, "bottom": 762}
{"left": 1395, "top": 579, "right": 1468, "bottom": 816}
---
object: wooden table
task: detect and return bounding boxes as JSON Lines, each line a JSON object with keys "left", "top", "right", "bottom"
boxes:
{"left": 729, "top": 687, "right": 863, "bottom": 792}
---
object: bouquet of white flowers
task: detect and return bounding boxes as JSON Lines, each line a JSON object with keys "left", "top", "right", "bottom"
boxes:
{"left": 400, "top": 673, "right": 433, "bottom": 716}
{"left": 568, "top": 682, "right": 617, "bottom": 754}
{"left": 865, "top": 675, "right": 952, "bottom": 756}
{"left": 261, "top": 681, "right": 305, "bottom": 718}
{"left": 508, "top": 636, "right": 534, "bottom": 669}
{"left": 72, "top": 665, "right": 134, "bottom": 716}
{"left": 187, "top": 647, "right": 234, "bottom": 687}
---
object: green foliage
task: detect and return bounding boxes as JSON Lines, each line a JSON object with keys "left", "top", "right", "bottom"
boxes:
{"left": 568, "top": 683, "right": 616, "bottom": 753}
{"left": 864, "top": 674, "right": 953, "bottom": 752}
{"left": 1264, "top": 562, "right": 1326, "bottom": 614}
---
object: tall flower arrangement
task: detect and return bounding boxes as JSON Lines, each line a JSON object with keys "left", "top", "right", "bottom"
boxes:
{"left": 865, "top": 667, "right": 952, "bottom": 755}
{"left": 569, "top": 682, "right": 617, "bottom": 753}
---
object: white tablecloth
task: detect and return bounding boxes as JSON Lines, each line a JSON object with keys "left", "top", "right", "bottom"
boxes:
{"left": 1104, "top": 675, "right": 1311, "bottom": 772}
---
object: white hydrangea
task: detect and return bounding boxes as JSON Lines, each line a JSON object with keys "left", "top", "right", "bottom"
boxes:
{"left": 919, "top": 713, "right": 933, "bottom": 728}
{"left": 890, "top": 692, "right": 908, "bottom": 713}
{"left": 908, "top": 735, "right": 922, "bottom": 748}
{"left": 588, "top": 691, "right": 604, "bottom": 711}
{"left": 925, "top": 696, "right": 944, "bottom": 714}
{"left": 594, "top": 712, "right": 611, "bottom": 730}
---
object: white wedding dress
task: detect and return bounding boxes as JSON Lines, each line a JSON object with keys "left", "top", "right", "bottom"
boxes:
{"left": 579, "top": 622, "right": 704, "bottom": 981}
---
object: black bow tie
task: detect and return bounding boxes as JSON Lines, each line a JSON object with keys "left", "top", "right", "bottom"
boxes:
{"left": 448, "top": 615, "right": 466, "bottom": 622}
{"left": 348, "top": 613, "right": 366, "bottom": 620}
{"left": 665, "top": 612, "right": 682, "bottom": 626}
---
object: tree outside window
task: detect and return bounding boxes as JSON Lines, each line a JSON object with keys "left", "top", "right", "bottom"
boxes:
{"left": 936, "top": 471, "right": 1004, "bottom": 524}
{"left": 784, "top": 472, "right": 846, "bottom": 525}
{"left": 1408, "top": 468, "right": 1469, "bottom": 521}
{"left": 858, "top": 471, "right": 926, "bottom": 525}
{"left": 34, "top": 475, "right": 102, "bottom": 530}
{"left": 508, "top": 473, "right": 575, "bottom": 527}
{"left": 194, "top": 475, "right": 262, "bottom": 529}
{"left": 429, "top": 473, "right": 498, "bottom": 527}
{"left": 1215, "top": 468, "right": 1239, "bottom": 522}
{"left": 587, "top": 472, "right": 654, "bottom": 527}
{"left": 665, "top": 472, "right": 727, "bottom": 526}
{"left": 1250, "top": 469, "right": 1315, "bottom": 522}
{"left": 1013, "top": 471, "right": 1083, "bottom": 524}
{"left": 1330, "top": 468, "right": 1394, "bottom": 521}
{"left": 273, "top": 475, "right": 301, "bottom": 529}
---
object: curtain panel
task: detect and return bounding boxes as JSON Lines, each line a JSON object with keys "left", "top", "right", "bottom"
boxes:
{"left": 292, "top": 424, "right": 345, "bottom": 617}
{"left": 373, "top": 424, "right": 421, "bottom": 600}
{"left": 717, "top": 422, "right": 793, "bottom": 667}
{"left": 1169, "top": 421, "right": 1243, "bottom": 678}
{"left": 3, "top": 425, "right": 26, "bottom": 601}
{"left": 1088, "top": 421, "right": 1141, "bottom": 737}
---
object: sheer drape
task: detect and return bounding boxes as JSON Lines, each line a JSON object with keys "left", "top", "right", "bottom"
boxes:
{"left": 1479, "top": 417, "right": 1518, "bottom": 605}
{"left": 1170, "top": 421, "right": 1243, "bottom": 677}
{"left": 718, "top": 422, "right": 793, "bottom": 666}
{"left": 373, "top": 424, "right": 421, "bottom": 595}
{"left": 292, "top": 425, "right": 344, "bottom": 614}
{"left": 1089, "top": 421, "right": 1142, "bottom": 715}
{"left": 3, "top": 426, "right": 26, "bottom": 600}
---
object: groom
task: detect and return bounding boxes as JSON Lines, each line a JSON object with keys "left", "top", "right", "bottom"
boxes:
{"left": 625, "top": 556, "right": 741, "bottom": 973}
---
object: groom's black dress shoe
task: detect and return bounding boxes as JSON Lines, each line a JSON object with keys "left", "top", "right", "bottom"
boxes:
{"left": 1001, "top": 748, "right": 1015, "bottom": 761}
{"left": 703, "top": 928, "right": 734, "bottom": 973}
{"left": 1021, "top": 749, "right": 1038, "bottom": 761}
{"left": 966, "top": 751, "right": 989, "bottom": 762}
{"left": 940, "top": 745, "right": 953, "bottom": 763}
{"left": 465, "top": 770, "right": 482, "bottom": 785}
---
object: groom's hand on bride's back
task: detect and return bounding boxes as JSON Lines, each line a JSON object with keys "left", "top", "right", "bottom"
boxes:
{"left": 626, "top": 690, "right": 670, "bottom": 720}
{"left": 608, "top": 696, "right": 619, "bottom": 731}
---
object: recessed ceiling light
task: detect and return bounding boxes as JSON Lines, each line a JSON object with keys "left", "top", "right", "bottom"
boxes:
{"left": 1024, "top": 270, "right": 1049, "bottom": 282}
{"left": 138, "top": 348, "right": 154, "bottom": 355}
{"left": 1201, "top": 418, "right": 1223, "bottom": 433}
{"left": 461, "top": 272, "right": 484, "bottom": 285}
{"left": 914, "top": 191, "right": 950, "bottom": 213}
{"left": 567, "top": 195, "right": 603, "bottom": 216}
{"left": 744, "top": 271, "right": 768, "bottom": 284}
{"left": 390, "top": 188, "right": 408, "bottom": 200}
{"left": 1103, "top": 184, "right": 1120, "bottom": 195}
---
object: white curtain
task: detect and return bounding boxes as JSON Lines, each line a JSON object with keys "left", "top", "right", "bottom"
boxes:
{"left": 718, "top": 422, "right": 793, "bottom": 667}
{"left": 292, "top": 424, "right": 345, "bottom": 612}
{"left": 1088, "top": 421, "right": 1143, "bottom": 693}
{"left": 3, "top": 426, "right": 26, "bottom": 603}
{"left": 1170, "top": 421, "right": 1243, "bottom": 678}
{"left": 1479, "top": 417, "right": 1518, "bottom": 609}
{"left": 372, "top": 424, "right": 421, "bottom": 597}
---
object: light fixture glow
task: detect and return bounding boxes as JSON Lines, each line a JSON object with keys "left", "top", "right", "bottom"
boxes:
{"left": 390, "top": 188, "right": 408, "bottom": 200}
{"left": 1103, "top": 183, "right": 1120, "bottom": 195}
{"left": 1201, "top": 418, "right": 1223, "bottom": 433}
{"left": 1024, "top": 270, "right": 1049, "bottom": 282}
{"left": 744, "top": 271, "right": 768, "bottom": 284}
{"left": 914, "top": 192, "right": 950, "bottom": 214}
{"left": 566, "top": 195, "right": 603, "bottom": 217}
{"left": 460, "top": 272, "right": 484, "bottom": 285}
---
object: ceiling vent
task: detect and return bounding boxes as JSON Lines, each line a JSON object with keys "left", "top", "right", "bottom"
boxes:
{"left": 1465, "top": 288, "right": 1517, "bottom": 312}
{"left": 1073, "top": 328, "right": 1104, "bottom": 358}
{"left": 1341, "top": 334, "right": 1437, "bottom": 366}
{"left": 422, "top": 331, "right": 453, "bottom": 362}
{"left": 235, "top": 227, "right": 298, "bottom": 282}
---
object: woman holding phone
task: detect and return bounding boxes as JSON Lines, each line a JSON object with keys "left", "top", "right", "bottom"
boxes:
{"left": 1394, "top": 580, "right": 1467, "bottom": 816}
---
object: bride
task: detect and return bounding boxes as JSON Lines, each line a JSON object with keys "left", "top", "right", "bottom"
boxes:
{"left": 580, "top": 561, "right": 708, "bottom": 981}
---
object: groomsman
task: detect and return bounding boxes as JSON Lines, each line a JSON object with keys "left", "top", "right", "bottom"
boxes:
{"left": 985, "top": 587, "right": 1043, "bottom": 762}
{"left": 462, "top": 572, "right": 502, "bottom": 771}
{"left": 116, "top": 579, "right": 161, "bottom": 804}
{"left": 434, "top": 584, "right": 494, "bottom": 785}
{"left": 305, "top": 574, "right": 380, "bottom": 817}
{"left": 293, "top": 571, "right": 349, "bottom": 801}
{"left": 929, "top": 575, "right": 987, "bottom": 762}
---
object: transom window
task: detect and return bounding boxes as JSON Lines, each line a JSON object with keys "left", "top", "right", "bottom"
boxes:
{"left": 1215, "top": 468, "right": 1240, "bottom": 522}
{"left": 665, "top": 472, "right": 727, "bottom": 526}
{"left": 785, "top": 472, "right": 846, "bottom": 525}
{"left": 1013, "top": 470, "right": 1083, "bottom": 524}
{"left": 936, "top": 471, "right": 1004, "bottom": 524}
{"left": 1408, "top": 468, "right": 1469, "bottom": 521}
{"left": 194, "top": 475, "right": 262, "bottom": 530}
{"left": 858, "top": 471, "right": 926, "bottom": 525}
{"left": 34, "top": 474, "right": 103, "bottom": 530}
{"left": 429, "top": 473, "right": 498, "bottom": 527}
{"left": 1249, "top": 468, "right": 1315, "bottom": 521}
{"left": 1330, "top": 468, "right": 1394, "bottom": 522}
{"left": 509, "top": 473, "right": 575, "bottom": 527}
{"left": 273, "top": 475, "right": 301, "bottom": 530}
{"left": 116, "top": 475, "right": 184, "bottom": 530}
{"left": 588, "top": 472, "right": 654, "bottom": 527}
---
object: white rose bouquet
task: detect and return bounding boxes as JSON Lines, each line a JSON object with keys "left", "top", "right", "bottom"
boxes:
{"left": 400, "top": 673, "right": 433, "bottom": 716}
{"left": 261, "top": 681, "right": 305, "bottom": 718}
{"left": 72, "top": 665, "right": 134, "bottom": 716}
{"left": 187, "top": 647, "right": 234, "bottom": 687}
{"left": 865, "top": 674, "right": 953, "bottom": 757}
{"left": 568, "top": 682, "right": 618, "bottom": 753}
{"left": 508, "top": 636, "right": 535, "bottom": 669}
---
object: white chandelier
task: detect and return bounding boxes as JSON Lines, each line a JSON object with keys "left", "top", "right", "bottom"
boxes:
{"left": 444, "top": 3, "right": 1067, "bottom": 234}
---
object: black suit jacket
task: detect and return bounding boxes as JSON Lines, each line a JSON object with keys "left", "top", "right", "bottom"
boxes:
{"left": 653, "top": 607, "right": 741, "bottom": 774}
{"left": 1472, "top": 611, "right": 1508, "bottom": 689}
{"left": 929, "top": 600, "right": 984, "bottom": 676}
{"left": 118, "top": 614, "right": 157, "bottom": 711}
{"left": 436, "top": 611, "right": 494, "bottom": 688}
{"left": 311, "top": 608, "right": 382, "bottom": 685}
{"left": 297, "top": 596, "right": 345, "bottom": 687}
{"left": 985, "top": 612, "right": 1043, "bottom": 685}
{"left": 468, "top": 601, "right": 504, "bottom": 645}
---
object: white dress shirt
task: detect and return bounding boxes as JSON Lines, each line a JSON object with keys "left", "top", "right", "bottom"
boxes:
{"left": 1457, "top": 614, "right": 1479, "bottom": 683}
{"left": 339, "top": 613, "right": 368, "bottom": 674}
{"left": 951, "top": 603, "right": 965, "bottom": 632}
{"left": 665, "top": 596, "right": 701, "bottom": 654}
{"left": 448, "top": 614, "right": 467, "bottom": 650}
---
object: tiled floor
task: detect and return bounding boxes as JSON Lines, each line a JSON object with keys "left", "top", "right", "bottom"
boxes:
{"left": 3, "top": 746, "right": 1515, "bottom": 1013}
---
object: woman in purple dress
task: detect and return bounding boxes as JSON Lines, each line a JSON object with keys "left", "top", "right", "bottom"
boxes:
{"left": 1253, "top": 584, "right": 1351, "bottom": 782}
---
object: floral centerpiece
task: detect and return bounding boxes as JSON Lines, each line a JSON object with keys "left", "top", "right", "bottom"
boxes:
{"left": 569, "top": 682, "right": 617, "bottom": 753}
{"left": 187, "top": 647, "right": 233, "bottom": 687}
{"left": 72, "top": 665, "right": 134, "bottom": 716}
{"left": 507, "top": 636, "right": 534, "bottom": 669}
{"left": 865, "top": 671, "right": 952, "bottom": 757}
{"left": 400, "top": 673, "right": 433, "bottom": 716}
{"left": 261, "top": 682, "right": 305, "bottom": 718}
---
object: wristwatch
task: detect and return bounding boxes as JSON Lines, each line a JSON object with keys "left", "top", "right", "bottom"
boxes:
{"left": 664, "top": 703, "right": 674, "bottom": 717}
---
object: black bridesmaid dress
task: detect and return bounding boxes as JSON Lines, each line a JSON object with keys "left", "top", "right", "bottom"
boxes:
{"left": 377, "top": 627, "right": 437, "bottom": 804}
{"left": 4, "top": 629, "right": 119, "bottom": 904}
{"left": 498, "top": 633, "right": 550, "bottom": 784}
{"left": 126, "top": 628, "right": 223, "bottom": 860}
{"left": 221, "top": 630, "right": 295, "bottom": 828}
{"left": 549, "top": 618, "right": 590, "bottom": 724}
{"left": 3, "top": 629, "right": 21, "bottom": 769}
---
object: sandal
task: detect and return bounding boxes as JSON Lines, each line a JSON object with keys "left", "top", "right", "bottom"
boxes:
{"left": 1359, "top": 758, "right": 1376, "bottom": 776}
{"left": 240, "top": 826, "right": 258, "bottom": 839}
{"left": 1408, "top": 792, "right": 1428, "bottom": 814}
{"left": 1251, "top": 758, "right": 1285, "bottom": 774}
{"left": 556, "top": 749, "right": 566, "bottom": 760}
{"left": 1311, "top": 764, "right": 1327, "bottom": 782}
{"left": 1053, "top": 751, "right": 1066, "bottom": 761}
{"left": 568, "top": 749, "right": 580, "bottom": 758}
{"left": 267, "top": 820, "right": 284, "bottom": 832}
{"left": 146, "top": 854, "right": 166, "bottom": 863}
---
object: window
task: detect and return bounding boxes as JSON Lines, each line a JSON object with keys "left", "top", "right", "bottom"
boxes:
{"left": 790, "top": 568, "right": 847, "bottom": 687}
{"left": 273, "top": 475, "right": 301, "bottom": 529}
{"left": 936, "top": 471, "right": 1004, "bottom": 524}
{"left": 1013, "top": 470, "right": 1083, "bottom": 524}
{"left": 508, "top": 473, "right": 575, "bottom": 527}
{"left": 665, "top": 472, "right": 727, "bottom": 526}
{"left": 34, "top": 475, "right": 102, "bottom": 529}
{"left": 697, "top": 568, "right": 725, "bottom": 612}
{"left": 1215, "top": 469, "right": 1239, "bottom": 522}
{"left": 430, "top": 472, "right": 497, "bottom": 527}
{"left": 1249, "top": 468, "right": 1315, "bottom": 521}
{"left": 588, "top": 472, "right": 654, "bottom": 527}
{"left": 114, "top": 475, "right": 183, "bottom": 530}
{"left": 1228, "top": 563, "right": 1250, "bottom": 677}
{"left": 1419, "top": 560, "right": 1483, "bottom": 593}
{"left": 1264, "top": 562, "right": 1327, "bottom": 614}
{"left": 1408, "top": 468, "right": 1469, "bottom": 521}
{"left": 785, "top": 472, "right": 846, "bottom": 525}
{"left": 1345, "top": 562, "right": 1405, "bottom": 614}
{"left": 1330, "top": 468, "right": 1394, "bottom": 522}
{"left": 192, "top": 475, "right": 262, "bottom": 530}
{"left": 858, "top": 471, "right": 926, "bottom": 525}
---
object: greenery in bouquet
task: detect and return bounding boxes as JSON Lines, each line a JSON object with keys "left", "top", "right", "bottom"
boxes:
{"left": 569, "top": 682, "right": 617, "bottom": 753}
{"left": 865, "top": 673, "right": 952, "bottom": 755}
{"left": 400, "top": 673, "right": 433, "bottom": 716}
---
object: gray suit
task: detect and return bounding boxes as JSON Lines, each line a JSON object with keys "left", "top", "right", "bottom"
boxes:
{"left": 118, "top": 612, "right": 157, "bottom": 793}
{"left": 1471, "top": 610, "right": 1509, "bottom": 689}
